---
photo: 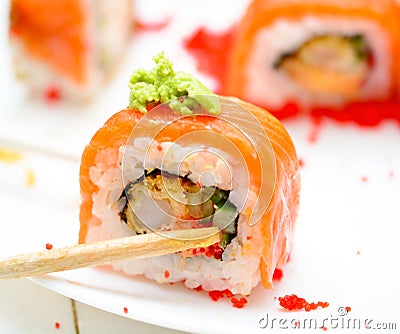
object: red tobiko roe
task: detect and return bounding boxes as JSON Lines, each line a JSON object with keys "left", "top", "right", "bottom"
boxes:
{"left": 208, "top": 290, "right": 224, "bottom": 302}
{"left": 191, "top": 243, "right": 222, "bottom": 259}
{"left": 278, "top": 100, "right": 400, "bottom": 125}
{"left": 208, "top": 289, "right": 248, "bottom": 308}
{"left": 45, "top": 243, "right": 53, "bottom": 250}
{"left": 269, "top": 101, "right": 301, "bottom": 119}
{"left": 44, "top": 87, "right": 61, "bottom": 102}
{"left": 145, "top": 101, "right": 161, "bottom": 112}
{"left": 278, "top": 294, "right": 329, "bottom": 312}
{"left": 311, "top": 99, "right": 400, "bottom": 126}
{"left": 272, "top": 268, "right": 283, "bottom": 281}
{"left": 231, "top": 297, "right": 248, "bottom": 308}
{"left": 54, "top": 322, "right": 60, "bottom": 329}
{"left": 204, "top": 243, "right": 224, "bottom": 260}
{"left": 184, "top": 27, "right": 235, "bottom": 93}
{"left": 223, "top": 289, "right": 234, "bottom": 298}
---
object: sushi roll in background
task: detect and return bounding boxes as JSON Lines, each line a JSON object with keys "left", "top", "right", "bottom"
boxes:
{"left": 225, "top": 0, "right": 400, "bottom": 124}
{"left": 9, "top": 0, "right": 132, "bottom": 102}
{"left": 79, "top": 54, "right": 300, "bottom": 295}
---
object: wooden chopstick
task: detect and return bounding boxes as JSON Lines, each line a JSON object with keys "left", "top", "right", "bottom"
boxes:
{"left": 0, "top": 227, "right": 220, "bottom": 280}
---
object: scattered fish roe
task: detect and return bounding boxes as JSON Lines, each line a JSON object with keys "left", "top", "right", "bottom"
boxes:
{"left": 54, "top": 322, "right": 60, "bottom": 329}
{"left": 231, "top": 297, "right": 248, "bottom": 308}
{"left": 299, "top": 158, "right": 305, "bottom": 167}
{"left": 164, "top": 270, "right": 170, "bottom": 279}
{"left": 45, "top": 243, "right": 53, "bottom": 250}
{"left": 192, "top": 243, "right": 223, "bottom": 260}
{"left": 345, "top": 306, "right": 352, "bottom": 313}
{"left": 44, "top": 87, "right": 61, "bottom": 102}
{"left": 123, "top": 307, "right": 128, "bottom": 314}
{"left": 224, "top": 289, "right": 234, "bottom": 298}
{"left": 208, "top": 289, "right": 248, "bottom": 308}
{"left": 277, "top": 294, "right": 329, "bottom": 312}
{"left": 272, "top": 268, "right": 283, "bottom": 281}
{"left": 205, "top": 244, "right": 223, "bottom": 259}
{"left": 208, "top": 290, "right": 224, "bottom": 301}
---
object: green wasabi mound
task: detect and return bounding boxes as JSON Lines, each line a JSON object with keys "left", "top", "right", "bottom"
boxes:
{"left": 128, "top": 52, "right": 221, "bottom": 115}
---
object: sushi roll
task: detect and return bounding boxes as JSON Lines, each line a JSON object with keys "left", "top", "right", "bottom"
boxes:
{"left": 79, "top": 53, "right": 300, "bottom": 295}
{"left": 225, "top": 0, "right": 400, "bottom": 124}
{"left": 9, "top": 0, "right": 132, "bottom": 101}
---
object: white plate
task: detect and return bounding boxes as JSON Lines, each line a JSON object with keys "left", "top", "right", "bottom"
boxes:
{"left": 1, "top": 1, "right": 400, "bottom": 333}
{"left": 2, "top": 119, "right": 400, "bottom": 334}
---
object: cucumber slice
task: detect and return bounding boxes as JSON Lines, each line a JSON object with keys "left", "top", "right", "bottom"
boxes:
{"left": 212, "top": 201, "right": 237, "bottom": 234}
{"left": 211, "top": 189, "right": 229, "bottom": 208}
{"left": 219, "top": 233, "right": 235, "bottom": 249}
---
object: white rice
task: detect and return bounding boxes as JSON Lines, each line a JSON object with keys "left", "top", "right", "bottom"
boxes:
{"left": 245, "top": 16, "right": 392, "bottom": 110}
{"left": 85, "top": 139, "right": 263, "bottom": 295}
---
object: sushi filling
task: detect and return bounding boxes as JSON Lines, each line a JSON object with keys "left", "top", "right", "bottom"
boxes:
{"left": 119, "top": 169, "right": 238, "bottom": 251}
{"left": 274, "top": 34, "right": 372, "bottom": 96}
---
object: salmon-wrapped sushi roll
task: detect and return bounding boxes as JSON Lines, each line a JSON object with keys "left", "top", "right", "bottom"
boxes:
{"left": 79, "top": 53, "right": 300, "bottom": 295}
{"left": 225, "top": 0, "right": 400, "bottom": 124}
{"left": 9, "top": 0, "right": 132, "bottom": 101}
